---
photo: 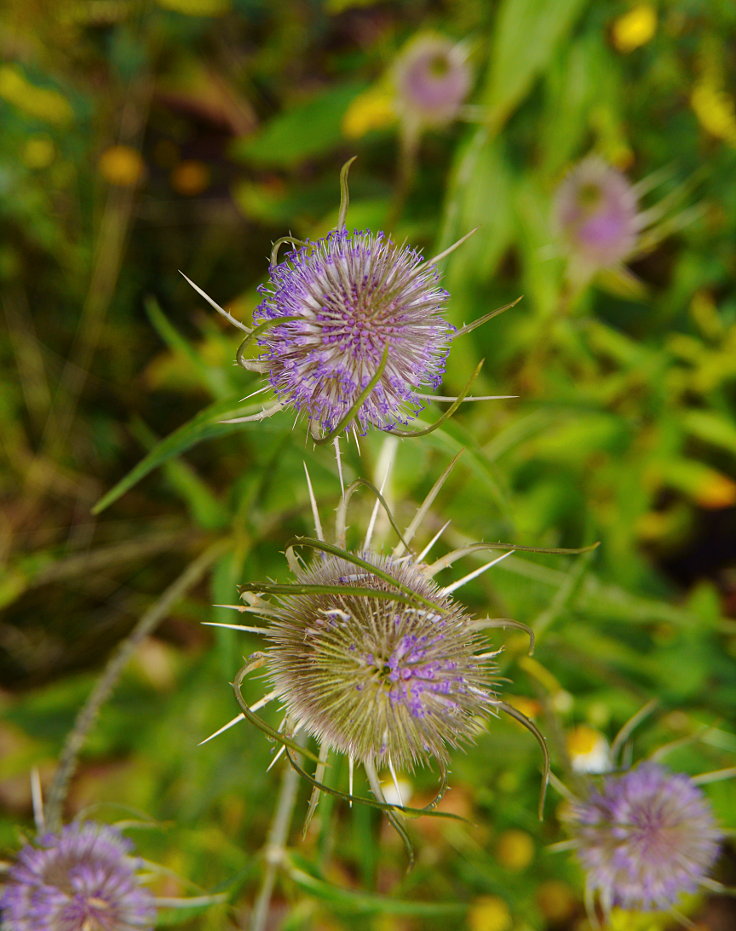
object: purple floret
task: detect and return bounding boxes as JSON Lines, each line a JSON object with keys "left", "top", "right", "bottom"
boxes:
{"left": 572, "top": 762, "right": 722, "bottom": 912}
{"left": 1, "top": 821, "right": 156, "bottom": 931}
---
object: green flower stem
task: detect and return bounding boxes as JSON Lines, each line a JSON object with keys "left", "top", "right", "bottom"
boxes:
{"left": 45, "top": 539, "right": 228, "bottom": 832}
{"left": 250, "top": 734, "right": 305, "bottom": 931}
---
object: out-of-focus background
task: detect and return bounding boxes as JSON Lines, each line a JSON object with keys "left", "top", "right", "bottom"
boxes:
{"left": 1, "top": 1, "right": 735, "bottom": 928}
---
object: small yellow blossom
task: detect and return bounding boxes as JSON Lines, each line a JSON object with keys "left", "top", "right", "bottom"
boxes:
{"left": 691, "top": 80, "right": 736, "bottom": 147}
{"left": 0, "top": 65, "right": 73, "bottom": 126}
{"left": 342, "top": 87, "right": 396, "bottom": 139}
{"left": 496, "top": 829, "right": 535, "bottom": 871}
{"left": 696, "top": 473, "right": 736, "bottom": 509}
{"left": 607, "top": 907, "right": 672, "bottom": 931}
{"left": 98, "top": 145, "right": 146, "bottom": 187}
{"left": 612, "top": 5, "right": 657, "bottom": 54}
{"left": 468, "top": 895, "right": 512, "bottom": 931}
{"left": 536, "top": 880, "right": 577, "bottom": 923}
{"left": 566, "top": 724, "right": 610, "bottom": 773}
{"left": 23, "top": 135, "right": 56, "bottom": 169}
{"left": 503, "top": 694, "right": 541, "bottom": 720}
{"left": 155, "top": 0, "right": 230, "bottom": 14}
{"left": 171, "top": 160, "right": 210, "bottom": 195}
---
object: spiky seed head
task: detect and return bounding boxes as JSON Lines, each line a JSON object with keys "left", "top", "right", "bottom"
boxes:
{"left": 393, "top": 35, "right": 472, "bottom": 128}
{"left": 0, "top": 821, "right": 156, "bottom": 931}
{"left": 263, "top": 551, "right": 498, "bottom": 770}
{"left": 254, "top": 229, "right": 454, "bottom": 436}
{"left": 571, "top": 762, "right": 722, "bottom": 912}
{"left": 553, "top": 156, "right": 640, "bottom": 272}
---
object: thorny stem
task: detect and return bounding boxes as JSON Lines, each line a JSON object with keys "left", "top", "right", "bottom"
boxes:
{"left": 45, "top": 540, "right": 227, "bottom": 832}
{"left": 250, "top": 734, "right": 305, "bottom": 931}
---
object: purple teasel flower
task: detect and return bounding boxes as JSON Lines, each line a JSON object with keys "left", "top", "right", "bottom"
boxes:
{"left": 570, "top": 762, "right": 723, "bottom": 915}
{"left": 392, "top": 34, "right": 472, "bottom": 130}
{"left": 553, "top": 156, "right": 641, "bottom": 278}
{"left": 181, "top": 160, "right": 516, "bottom": 443}
{"left": 0, "top": 821, "right": 156, "bottom": 931}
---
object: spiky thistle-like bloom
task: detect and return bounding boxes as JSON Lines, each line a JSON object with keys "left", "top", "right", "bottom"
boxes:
{"left": 393, "top": 34, "right": 472, "bottom": 129}
{"left": 202, "top": 452, "right": 585, "bottom": 824}
{"left": 570, "top": 762, "right": 722, "bottom": 913}
{"left": 0, "top": 821, "right": 156, "bottom": 931}
{"left": 252, "top": 229, "right": 454, "bottom": 438}
{"left": 181, "top": 161, "right": 514, "bottom": 443}
{"left": 264, "top": 548, "right": 495, "bottom": 771}
{"left": 553, "top": 156, "right": 640, "bottom": 276}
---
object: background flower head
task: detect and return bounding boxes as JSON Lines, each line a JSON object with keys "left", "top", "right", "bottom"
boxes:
{"left": 570, "top": 762, "right": 722, "bottom": 912}
{"left": 392, "top": 34, "right": 471, "bottom": 129}
{"left": 0, "top": 821, "right": 156, "bottom": 931}
{"left": 553, "top": 156, "right": 640, "bottom": 275}
{"left": 253, "top": 228, "right": 454, "bottom": 438}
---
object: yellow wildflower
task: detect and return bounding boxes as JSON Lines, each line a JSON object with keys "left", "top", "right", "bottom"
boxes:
{"left": 342, "top": 87, "right": 396, "bottom": 139}
{"left": 171, "top": 160, "right": 210, "bottom": 195}
{"left": 612, "top": 5, "right": 657, "bottom": 53}
{"left": 691, "top": 79, "right": 736, "bottom": 147}
{"left": 0, "top": 65, "right": 73, "bottom": 126}
{"left": 155, "top": 0, "right": 229, "bottom": 14}
{"left": 23, "top": 136, "right": 56, "bottom": 170}
{"left": 98, "top": 145, "right": 146, "bottom": 187}
{"left": 468, "top": 895, "right": 512, "bottom": 931}
{"left": 496, "top": 829, "right": 535, "bottom": 871}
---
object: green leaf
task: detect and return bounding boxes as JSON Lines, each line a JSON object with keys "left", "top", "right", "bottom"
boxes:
{"left": 286, "top": 857, "right": 467, "bottom": 916}
{"left": 130, "top": 418, "right": 229, "bottom": 530}
{"left": 145, "top": 297, "right": 231, "bottom": 399}
{"left": 231, "top": 82, "right": 366, "bottom": 168}
{"left": 92, "top": 396, "right": 272, "bottom": 514}
{"left": 484, "top": 0, "right": 589, "bottom": 131}
{"left": 442, "top": 132, "right": 514, "bottom": 294}
{"left": 682, "top": 408, "right": 736, "bottom": 456}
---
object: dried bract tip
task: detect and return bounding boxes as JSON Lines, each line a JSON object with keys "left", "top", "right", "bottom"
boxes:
{"left": 264, "top": 551, "right": 498, "bottom": 771}
{"left": 553, "top": 156, "right": 640, "bottom": 274}
{"left": 254, "top": 229, "right": 454, "bottom": 437}
{"left": 393, "top": 35, "right": 471, "bottom": 129}
{"left": 0, "top": 821, "right": 156, "bottom": 931}
{"left": 571, "top": 762, "right": 722, "bottom": 913}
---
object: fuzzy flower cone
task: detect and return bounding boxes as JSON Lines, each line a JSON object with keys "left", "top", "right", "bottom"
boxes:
{"left": 182, "top": 161, "right": 514, "bottom": 443}
{"left": 264, "top": 548, "right": 496, "bottom": 771}
{"left": 0, "top": 821, "right": 156, "bottom": 931}
{"left": 253, "top": 229, "right": 454, "bottom": 438}
{"left": 571, "top": 762, "right": 722, "bottom": 914}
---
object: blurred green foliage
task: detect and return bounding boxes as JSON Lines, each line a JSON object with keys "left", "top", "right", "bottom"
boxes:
{"left": 1, "top": 1, "right": 735, "bottom": 929}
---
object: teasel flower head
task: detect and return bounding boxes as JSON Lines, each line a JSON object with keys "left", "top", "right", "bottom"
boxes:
{"left": 0, "top": 821, "right": 156, "bottom": 931}
{"left": 181, "top": 160, "right": 516, "bottom": 443}
{"left": 203, "top": 450, "right": 598, "bottom": 834}
{"left": 570, "top": 762, "right": 722, "bottom": 913}
{"left": 553, "top": 156, "right": 640, "bottom": 276}
{"left": 264, "top": 547, "right": 495, "bottom": 771}
{"left": 392, "top": 34, "right": 472, "bottom": 130}
{"left": 251, "top": 228, "right": 454, "bottom": 438}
